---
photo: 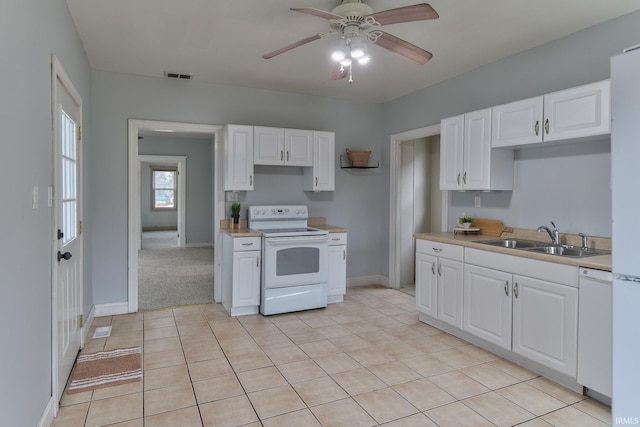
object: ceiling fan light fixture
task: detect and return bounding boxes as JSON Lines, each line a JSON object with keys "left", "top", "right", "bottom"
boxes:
{"left": 357, "top": 54, "right": 371, "bottom": 65}
{"left": 339, "top": 57, "right": 352, "bottom": 66}
{"left": 331, "top": 40, "right": 346, "bottom": 61}
{"left": 350, "top": 36, "right": 366, "bottom": 59}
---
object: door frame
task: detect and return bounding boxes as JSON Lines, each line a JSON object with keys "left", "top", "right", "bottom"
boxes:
{"left": 128, "top": 120, "right": 223, "bottom": 312}
{"left": 389, "top": 124, "right": 447, "bottom": 289}
{"left": 138, "top": 155, "right": 187, "bottom": 248}
{"left": 51, "top": 55, "right": 83, "bottom": 410}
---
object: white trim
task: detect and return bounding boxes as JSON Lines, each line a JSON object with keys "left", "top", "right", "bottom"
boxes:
{"left": 138, "top": 155, "right": 187, "bottom": 248}
{"left": 389, "top": 125, "right": 447, "bottom": 289}
{"left": 82, "top": 305, "right": 96, "bottom": 348}
{"left": 347, "top": 275, "right": 390, "bottom": 288}
{"left": 51, "top": 54, "right": 84, "bottom": 413}
{"left": 185, "top": 243, "right": 214, "bottom": 248}
{"left": 94, "top": 302, "right": 130, "bottom": 317}
{"left": 128, "top": 120, "right": 223, "bottom": 313}
{"left": 37, "top": 397, "right": 56, "bottom": 427}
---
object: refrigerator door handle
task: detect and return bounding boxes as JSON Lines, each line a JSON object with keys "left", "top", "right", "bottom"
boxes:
{"left": 613, "top": 274, "right": 640, "bottom": 283}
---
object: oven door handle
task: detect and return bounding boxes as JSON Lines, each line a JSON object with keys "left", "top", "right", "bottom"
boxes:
{"left": 265, "top": 236, "right": 329, "bottom": 245}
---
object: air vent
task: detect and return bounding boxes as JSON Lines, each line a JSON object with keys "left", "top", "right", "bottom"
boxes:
{"left": 165, "top": 72, "right": 193, "bottom": 80}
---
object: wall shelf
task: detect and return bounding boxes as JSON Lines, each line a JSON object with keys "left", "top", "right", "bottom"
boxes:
{"left": 339, "top": 155, "right": 380, "bottom": 175}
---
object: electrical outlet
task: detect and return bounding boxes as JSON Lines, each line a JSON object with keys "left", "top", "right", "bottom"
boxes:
{"left": 225, "top": 191, "right": 239, "bottom": 202}
{"left": 474, "top": 196, "right": 481, "bottom": 208}
{"left": 32, "top": 186, "right": 39, "bottom": 209}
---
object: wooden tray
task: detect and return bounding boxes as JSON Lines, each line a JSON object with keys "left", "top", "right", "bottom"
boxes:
{"left": 472, "top": 218, "right": 513, "bottom": 237}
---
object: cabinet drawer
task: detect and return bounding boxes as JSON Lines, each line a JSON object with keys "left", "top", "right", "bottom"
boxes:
{"left": 233, "top": 237, "right": 261, "bottom": 251}
{"left": 328, "top": 233, "right": 347, "bottom": 246}
{"left": 416, "top": 239, "right": 463, "bottom": 261}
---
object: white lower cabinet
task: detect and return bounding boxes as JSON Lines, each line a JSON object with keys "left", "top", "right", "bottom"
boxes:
{"left": 512, "top": 275, "right": 578, "bottom": 377}
{"left": 328, "top": 232, "right": 347, "bottom": 303}
{"left": 415, "top": 239, "right": 464, "bottom": 328}
{"left": 222, "top": 234, "right": 261, "bottom": 316}
{"left": 463, "top": 264, "right": 512, "bottom": 350}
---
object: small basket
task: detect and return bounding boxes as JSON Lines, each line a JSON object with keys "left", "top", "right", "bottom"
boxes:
{"left": 346, "top": 149, "right": 371, "bottom": 167}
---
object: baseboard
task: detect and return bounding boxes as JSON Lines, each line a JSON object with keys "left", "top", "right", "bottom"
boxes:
{"left": 37, "top": 396, "right": 56, "bottom": 427}
{"left": 94, "top": 302, "right": 129, "bottom": 317}
{"left": 185, "top": 243, "right": 213, "bottom": 248}
{"left": 142, "top": 227, "right": 177, "bottom": 231}
{"left": 347, "top": 275, "right": 390, "bottom": 288}
{"left": 82, "top": 305, "right": 96, "bottom": 347}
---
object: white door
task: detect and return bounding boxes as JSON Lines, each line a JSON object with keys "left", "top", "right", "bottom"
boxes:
{"left": 52, "top": 57, "right": 83, "bottom": 401}
{"left": 415, "top": 253, "right": 437, "bottom": 317}
{"left": 284, "top": 129, "right": 313, "bottom": 166}
{"left": 437, "top": 258, "right": 463, "bottom": 328}
{"left": 463, "top": 108, "right": 492, "bottom": 189}
{"left": 439, "top": 115, "right": 464, "bottom": 190}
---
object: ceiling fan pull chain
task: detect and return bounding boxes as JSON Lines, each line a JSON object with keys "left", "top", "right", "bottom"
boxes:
{"left": 349, "top": 65, "right": 353, "bottom": 84}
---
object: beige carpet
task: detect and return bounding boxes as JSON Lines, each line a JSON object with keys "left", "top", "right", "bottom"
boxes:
{"left": 138, "top": 245, "right": 214, "bottom": 310}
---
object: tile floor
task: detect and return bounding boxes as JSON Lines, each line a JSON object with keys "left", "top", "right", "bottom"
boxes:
{"left": 53, "top": 285, "right": 612, "bottom": 427}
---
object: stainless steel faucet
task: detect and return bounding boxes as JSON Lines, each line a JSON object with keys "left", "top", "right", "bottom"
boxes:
{"left": 537, "top": 221, "right": 560, "bottom": 245}
{"left": 578, "top": 233, "right": 588, "bottom": 249}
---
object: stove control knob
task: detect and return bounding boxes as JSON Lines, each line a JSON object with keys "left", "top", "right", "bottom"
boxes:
{"left": 260, "top": 209, "right": 266, "bottom": 215}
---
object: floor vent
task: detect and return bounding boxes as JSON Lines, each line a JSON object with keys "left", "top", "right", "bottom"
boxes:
{"left": 165, "top": 72, "right": 193, "bottom": 80}
{"left": 92, "top": 326, "right": 112, "bottom": 339}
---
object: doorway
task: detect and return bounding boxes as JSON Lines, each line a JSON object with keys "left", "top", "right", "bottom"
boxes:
{"left": 127, "top": 120, "right": 223, "bottom": 312}
{"left": 389, "top": 124, "right": 447, "bottom": 290}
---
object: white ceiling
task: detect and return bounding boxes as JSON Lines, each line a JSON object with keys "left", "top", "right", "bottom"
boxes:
{"left": 65, "top": 0, "right": 640, "bottom": 104}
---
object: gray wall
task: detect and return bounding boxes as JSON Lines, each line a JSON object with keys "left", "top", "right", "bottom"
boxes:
{"left": 90, "top": 70, "right": 383, "bottom": 304}
{"left": 380, "top": 11, "right": 640, "bottom": 274}
{"left": 139, "top": 136, "right": 214, "bottom": 244}
{"left": 0, "top": 0, "right": 92, "bottom": 425}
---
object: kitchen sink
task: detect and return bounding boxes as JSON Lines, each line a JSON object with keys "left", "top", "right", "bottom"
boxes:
{"left": 477, "top": 239, "right": 542, "bottom": 249}
{"left": 526, "top": 245, "right": 610, "bottom": 258}
{"left": 476, "top": 239, "right": 610, "bottom": 258}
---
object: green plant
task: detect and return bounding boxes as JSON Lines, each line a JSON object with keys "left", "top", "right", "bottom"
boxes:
{"left": 458, "top": 213, "right": 474, "bottom": 224}
{"left": 231, "top": 202, "right": 241, "bottom": 216}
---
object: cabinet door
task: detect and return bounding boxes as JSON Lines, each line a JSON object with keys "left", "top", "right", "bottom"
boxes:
{"left": 491, "top": 97, "right": 543, "bottom": 148}
{"left": 224, "top": 125, "right": 254, "bottom": 191}
{"left": 328, "top": 244, "right": 347, "bottom": 298}
{"left": 232, "top": 250, "right": 260, "bottom": 308}
{"left": 543, "top": 80, "right": 610, "bottom": 142}
{"left": 285, "top": 129, "right": 313, "bottom": 166}
{"left": 304, "top": 131, "right": 334, "bottom": 191}
{"left": 415, "top": 253, "right": 437, "bottom": 317}
{"left": 440, "top": 115, "right": 464, "bottom": 190}
{"left": 254, "top": 126, "right": 284, "bottom": 165}
{"left": 463, "top": 265, "right": 512, "bottom": 350}
{"left": 437, "top": 258, "right": 463, "bottom": 328}
{"left": 463, "top": 108, "right": 492, "bottom": 190}
{"left": 512, "top": 275, "right": 578, "bottom": 376}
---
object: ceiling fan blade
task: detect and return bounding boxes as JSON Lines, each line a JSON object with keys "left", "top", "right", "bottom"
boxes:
{"left": 371, "top": 31, "right": 432, "bottom": 65}
{"left": 368, "top": 3, "right": 439, "bottom": 26}
{"left": 291, "top": 7, "right": 343, "bottom": 21}
{"left": 262, "top": 34, "right": 322, "bottom": 59}
{"left": 331, "top": 63, "right": 348, "bottom": 80}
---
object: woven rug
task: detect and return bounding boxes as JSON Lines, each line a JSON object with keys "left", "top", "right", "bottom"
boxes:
{"left": 67, "top": 347, "right": 142, "bottom": 394}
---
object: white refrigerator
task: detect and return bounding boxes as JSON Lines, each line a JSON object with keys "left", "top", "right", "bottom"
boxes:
{"left": 611, "top": 45, "right": 640, "bottom": 423}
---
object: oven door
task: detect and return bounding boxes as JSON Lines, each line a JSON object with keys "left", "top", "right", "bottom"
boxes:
{"left": 263, "top": 235, "right": 329, "bottom": 288}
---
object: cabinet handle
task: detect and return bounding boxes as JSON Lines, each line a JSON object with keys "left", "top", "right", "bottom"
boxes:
{"left": 286, "top": 151, "right": 289, "bottom": 161}
{"left": 504, "top": 280, "right": 509, "bottom": 296}
{"left": 315, "top": 177, "right": 318, "bottom": 187}
{"left": 463, "top": 172, "right": 467, "bottom": 184}
{"left": 250, "top": 175, "right": 253, "bottom": 186}
{"left": 437, "top": 264, "right": 442, "bottom": 276}
{"left": 432, "top": 248, "right": 442, "bottom": 253}
{"left": 343, "top": 250, "right": 346, "bottom": 260}
{"left": 534, "top": 120, "right": 540, "bottom": 136}
{"left": 431, "top": 262, "right": 435, "bottom": 275}
{"left": 457, "top": 173, "right": 461, "bottom": 185}
{"left": 544, "top": 118, "right": 549, "bottom": 134}
{"left": 281, "top": 151, "right": 284, "bottom": 161}
{"left": 257, "top": 256, "right": 260, "bottom": 268}
{"left": 242, "top": 242, "right": 254, "bottom": 246}
{"left": 514, "top": 282, "right": 519, "bottom": 298}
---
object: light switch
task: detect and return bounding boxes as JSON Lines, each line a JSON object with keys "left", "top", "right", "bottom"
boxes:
{"left": 32, "top": 186, "right": 39, "bottom": 209}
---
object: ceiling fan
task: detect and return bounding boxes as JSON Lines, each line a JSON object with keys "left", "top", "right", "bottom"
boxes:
{"left": 262, "top": 1, "right": 439, "bottom": 82}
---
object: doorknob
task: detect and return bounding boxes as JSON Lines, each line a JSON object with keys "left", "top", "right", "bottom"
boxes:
{"left": 57, "top": 251, "right": 72, "bottom": 262}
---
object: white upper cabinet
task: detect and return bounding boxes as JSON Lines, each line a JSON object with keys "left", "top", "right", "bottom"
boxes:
{"left": 224, "top": 124, "right": 254, "bottom": 191}
{"left": 304, "top": 131, "right": 335, "bottom": 192}
{"left": 440, "top": 109, "right": 514, "bottom": 191}
{"left": 492, "top": 80, "right": 610, "bottom": 148}
{"left": 254, "top": 127, "right": 313, "bottom": 166}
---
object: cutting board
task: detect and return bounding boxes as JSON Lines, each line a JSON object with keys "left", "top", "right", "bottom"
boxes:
{"left": 472, "top": 218, "right": 514, "bottom": 237}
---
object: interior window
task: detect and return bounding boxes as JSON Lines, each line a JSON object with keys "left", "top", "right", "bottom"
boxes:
{"left": 152, "top": 167, "right": 177, "bottom": 210}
